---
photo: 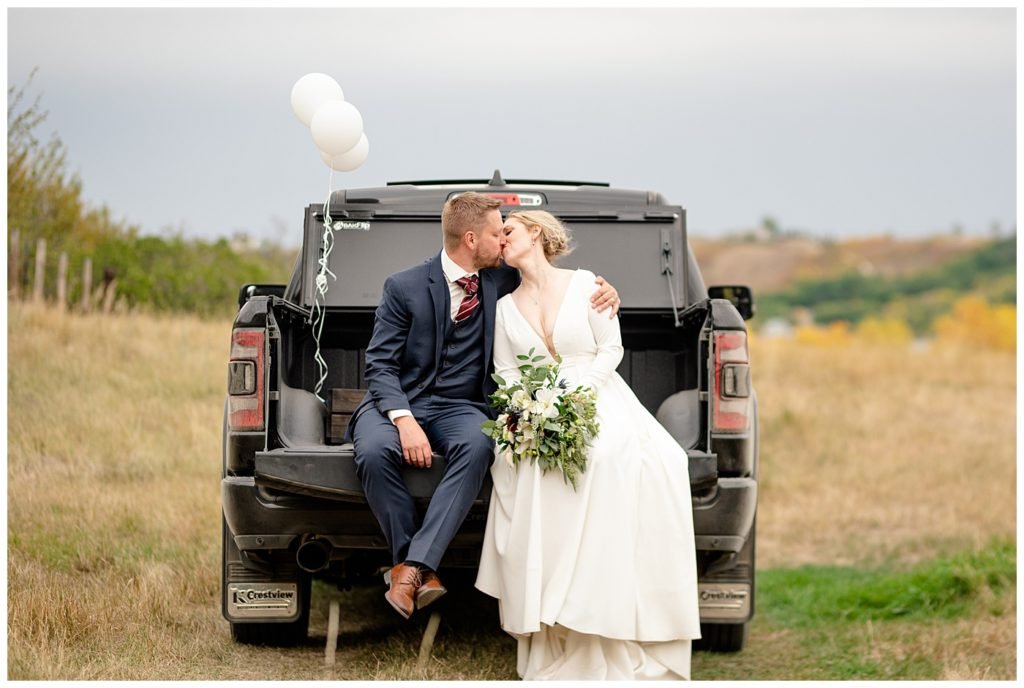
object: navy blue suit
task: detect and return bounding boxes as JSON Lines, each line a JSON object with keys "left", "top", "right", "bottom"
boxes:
{"left": 349, "top": 252, "right": 519, "bottom": 570}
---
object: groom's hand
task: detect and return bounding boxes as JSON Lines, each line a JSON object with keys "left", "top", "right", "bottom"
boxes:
{"left": 395, "top": 416, "right": 433, "bottom": 468}
{"left": 591, "top": 275, "right": 621, "bottom": 318}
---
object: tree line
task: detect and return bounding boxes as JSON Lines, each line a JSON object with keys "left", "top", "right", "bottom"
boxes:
{"left": 756, "top": 235, "right": 1016, "bottom": 335}
{"left": 7, "top": 74, "right": 295, "bottom": 317}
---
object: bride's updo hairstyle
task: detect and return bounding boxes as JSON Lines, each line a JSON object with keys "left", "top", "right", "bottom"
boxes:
{"left": 507, "top": 210, "right": 574, "bottom": 262}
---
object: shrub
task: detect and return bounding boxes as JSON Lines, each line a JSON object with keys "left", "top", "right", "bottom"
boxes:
{"left": 855, "top": 317, "right": 913, "bottom": 345}
{"left": 933, "top": 296, "right": 1016, "bottom": 352}
{"left": 794, "top": 321, "right": 853, "bottom": 347}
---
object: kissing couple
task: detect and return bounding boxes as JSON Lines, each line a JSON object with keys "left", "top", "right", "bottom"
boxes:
{"left": 347, "top": 192, "right": 701, "bottom": 680}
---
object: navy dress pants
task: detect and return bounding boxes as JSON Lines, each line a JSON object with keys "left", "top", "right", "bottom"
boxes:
{"left": 352, "top": 396, "right": 495, "bottom": 571}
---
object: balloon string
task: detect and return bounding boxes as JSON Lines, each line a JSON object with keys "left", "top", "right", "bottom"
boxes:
{"left": 311, "top": 167, "right": 337, "bottom": 403}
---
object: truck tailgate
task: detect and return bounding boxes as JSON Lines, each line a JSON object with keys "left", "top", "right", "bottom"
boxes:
{"left": 254, "top": 445, "right": 490, "bottom": 503}
{"left": 255, "top": 446, "right": 718, "bottom": 501}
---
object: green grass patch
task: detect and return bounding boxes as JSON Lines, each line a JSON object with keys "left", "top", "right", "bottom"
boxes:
{"left": 759, "top": 538, "right": 1015, "bottom": 627}
{"left": 10, "top": 524, "right": 197, "bottom": 575}
{"left": 694, "top": 539, "right": 1015, "bottom": 680}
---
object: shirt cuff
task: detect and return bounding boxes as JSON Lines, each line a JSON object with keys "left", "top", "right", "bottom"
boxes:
{"left": 387, "top": 409, "right": 413, "bottom": 424}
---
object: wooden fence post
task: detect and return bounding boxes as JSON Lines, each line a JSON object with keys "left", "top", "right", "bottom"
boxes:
{"left": 33, "top": 238, "right": 47, "bottom": 303}
{"left": 9, "top": 229, "right": 20, "bottom": 300}
{"left": 103, "top": 279, "right": 117, "bottom": 314}
{"left": 56, "top": 252, "right": 69, "bottom": 312}
{"left": 81, "top": 258, "right": 93, "bottom": 312}
{"left": 22, "top": 250, "right": 33, "bottom": 299}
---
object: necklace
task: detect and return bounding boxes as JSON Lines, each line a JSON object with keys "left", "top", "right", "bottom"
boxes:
{"left": 524, "top": 271, "right": 554, "bottom": 307}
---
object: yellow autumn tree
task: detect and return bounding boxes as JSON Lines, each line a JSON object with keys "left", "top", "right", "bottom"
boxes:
{"left": 855, "top": 316, "right": 913, "bottom": 345}
{"left": 794, "top": 320, "right": 853, "bottom": 347}
{"left": 933, "top": 296, "right": 1016, "bottom": 352}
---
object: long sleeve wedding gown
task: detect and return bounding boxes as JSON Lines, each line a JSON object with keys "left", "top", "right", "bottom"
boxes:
{"left": 475, "top": 269, "right": 701, "bottom": 680}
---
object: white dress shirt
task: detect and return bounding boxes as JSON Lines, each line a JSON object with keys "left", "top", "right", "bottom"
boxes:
{"left": 440, "top": 248, "right": 479, "bottom": 321}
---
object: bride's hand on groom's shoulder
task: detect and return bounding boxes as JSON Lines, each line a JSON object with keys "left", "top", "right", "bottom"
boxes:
{"left": 395, "top": 416, "right": 433, "bottom": 468}
{"left": 590, "top": 275, "right": 621, "bottom": 318}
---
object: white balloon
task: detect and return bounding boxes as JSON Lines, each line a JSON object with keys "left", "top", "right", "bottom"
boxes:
{"left": 290, "top": 73, "right": 344, "bottom": 127}
{"left": 320, "top": 134, "right": 369, "bottom": 171}
{"left": 310, "top": 100, "right": 364, "bottom": 156}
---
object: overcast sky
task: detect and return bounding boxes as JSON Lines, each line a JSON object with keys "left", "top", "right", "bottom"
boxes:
{"left": 6, "top": 6, "right": 1018, "bottom": 245}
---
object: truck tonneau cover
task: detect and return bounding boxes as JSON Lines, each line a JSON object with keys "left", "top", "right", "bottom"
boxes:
{"left": 299, "top": 212, "right": 689, "bottom": 310}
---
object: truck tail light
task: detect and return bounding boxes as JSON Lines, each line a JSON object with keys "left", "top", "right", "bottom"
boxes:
{"left": 712, "top": 331, "right": 751, "bottom": 433}
{"left": 228, "top": 328, "right": 265, "bottom": 431}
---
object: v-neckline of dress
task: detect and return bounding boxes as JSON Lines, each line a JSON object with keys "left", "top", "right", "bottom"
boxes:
{"left": 507, "top": 269, "right": 579, "bottom": 361}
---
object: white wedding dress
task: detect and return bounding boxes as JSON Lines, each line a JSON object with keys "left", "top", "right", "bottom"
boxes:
{"left": 476, "top": 269, "right": 701, "bottom": 680}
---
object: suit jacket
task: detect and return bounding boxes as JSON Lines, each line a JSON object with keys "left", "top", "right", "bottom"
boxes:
{"left": 350, "top": 252, "right": 520, "bottom": 432}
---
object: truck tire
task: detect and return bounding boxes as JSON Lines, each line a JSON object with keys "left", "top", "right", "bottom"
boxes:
{"left": 229, "top": 597, "right": 310, "bottom": 647}
{"left": 222, "top": 400, "right": 311, "bottom": 646}
{"left": 697, "top": 622, "right": 748, "bottom": 652}
{"left": 697, "top": 515, "right": 756, "bottom": 653}
{"left": 223, "top": 518, "right": 311, "bottom": 647}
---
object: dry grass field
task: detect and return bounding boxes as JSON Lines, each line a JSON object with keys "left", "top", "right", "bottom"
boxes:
{"left": 6, "top": 302, "right": 1016, "bottom": 679}
{"left": 752, "top": 332, "right": 1016, "bottom": 569}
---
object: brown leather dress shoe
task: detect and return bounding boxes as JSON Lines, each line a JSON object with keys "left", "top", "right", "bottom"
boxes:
{"left": 416, "top": 569, "right": 447, "bottom": 610}
{"left": 384, "top": 563, "right": 421, "bottom": 620}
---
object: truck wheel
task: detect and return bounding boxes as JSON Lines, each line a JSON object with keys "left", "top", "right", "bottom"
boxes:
{"left": 697, "top": 516, "right": 755, "bottom": 653}
{"left": 697, "top": 622, "right": 748, "bottom": 652}
{"left": 223, "top": 518, "right": 311, "bottom": 647}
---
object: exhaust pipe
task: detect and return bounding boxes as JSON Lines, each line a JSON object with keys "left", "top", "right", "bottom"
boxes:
{"left": 296, "top": 535, "right": 332, "bottom": 573}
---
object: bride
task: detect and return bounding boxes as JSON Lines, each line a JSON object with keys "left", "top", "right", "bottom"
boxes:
{"left": 475, "top": 210, "right": 702, "bottom": 680}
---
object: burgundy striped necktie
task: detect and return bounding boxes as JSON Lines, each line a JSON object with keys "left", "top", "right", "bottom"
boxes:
{"left": 454, "top": 274, "right": 480, "bottom": 323}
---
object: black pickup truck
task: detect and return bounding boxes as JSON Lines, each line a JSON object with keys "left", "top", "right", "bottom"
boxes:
{"left": 221, "top": 172, "right": 759, "bottom": 652}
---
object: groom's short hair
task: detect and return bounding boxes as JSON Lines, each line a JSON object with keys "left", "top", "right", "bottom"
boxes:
{"left": 442, "top": 192, "right": 502, "bottom": 250}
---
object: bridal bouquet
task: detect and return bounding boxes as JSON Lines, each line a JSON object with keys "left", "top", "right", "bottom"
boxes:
{"left": 481, "top": 349, "right": 599, "bottom": 490}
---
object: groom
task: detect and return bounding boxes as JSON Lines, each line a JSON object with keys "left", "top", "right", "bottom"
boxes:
{"left": 348, "top": 192, "right": 619, "bottom": 619}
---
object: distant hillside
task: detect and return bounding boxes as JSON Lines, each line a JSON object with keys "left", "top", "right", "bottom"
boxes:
{"left": 691, "top": 234, "right": 1016, "bottom": 334}
{"left": 691, "top": 233, "right": 992, "bottom": 294}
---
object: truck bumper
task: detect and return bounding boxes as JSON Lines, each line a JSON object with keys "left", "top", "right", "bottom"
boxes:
{"left": 692, "top": 477, "right": 757, "bottom": 623}
{"left": 221, "top": 476, "right": 488, "bottom": 559}
{"left": 692, "top": 477, "right": 757, "bottom": 553}
{"left": 225, "top": 465, "right": 756, "bottom": 555}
